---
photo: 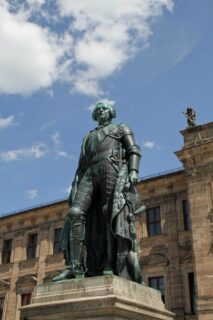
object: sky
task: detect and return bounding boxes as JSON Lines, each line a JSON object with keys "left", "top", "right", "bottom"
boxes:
{"left": 0, "top": 0, "right": 213, "bottom": 215}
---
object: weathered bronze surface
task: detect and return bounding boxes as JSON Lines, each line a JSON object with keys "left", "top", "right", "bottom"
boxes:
{"left": 53, "top": 102, "right": 144, "bottom": 284}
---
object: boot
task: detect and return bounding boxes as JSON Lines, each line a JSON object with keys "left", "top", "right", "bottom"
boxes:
{"left": 72, "top": 260, "right": 84, "bottom": 278}
{"left": 53, "top": 267, "right": 75, "bottom": 282}
{"left": 69, "top": 217, "right": 85, "bottom": 278}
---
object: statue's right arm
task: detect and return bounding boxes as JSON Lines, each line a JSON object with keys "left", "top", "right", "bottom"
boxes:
{"left": 67, "top": 134, "right": 88, "bottom": 207}
{"left": 67, "top": 156, "right": 82, "bottom": 207}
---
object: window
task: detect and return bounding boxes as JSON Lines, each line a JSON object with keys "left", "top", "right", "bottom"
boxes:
{"left": 27, "top": 234, "right": 38, "bottom": 260}
{"left": 0, "top": 297, "right": 4, "bottom": 320}
{"left": 53, "top": 228, "right": 62, "bottom": 254}
{"left": 182, "top": 200, "right": 190, "bottom": 230}
{"left": 148, "top": 276, "right": 165, "bottom": 303}
{"left": 146, "top": 207, "right": 161, "bottom": 236}
{"left": 2, "top": 239, "right": 12, "bottom": 264}
{"left": 21, "top": 293, "right": 32, "bottom": 306}
{"left": 188, "top": 273, "right": 196, "bottom": 314}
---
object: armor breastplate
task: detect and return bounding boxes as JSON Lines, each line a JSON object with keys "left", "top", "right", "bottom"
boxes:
{"left": 84, "top": 125, "right": 122, "bottom": 165}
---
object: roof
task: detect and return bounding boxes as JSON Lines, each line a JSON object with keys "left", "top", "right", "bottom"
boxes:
{"left": 0, "top": 167, "right": 184, "bottom": 219}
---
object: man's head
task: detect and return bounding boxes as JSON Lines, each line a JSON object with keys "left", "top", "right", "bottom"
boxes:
{"left": 92, "top": 102, "right": 116, "bottom": 124}
{"left": 187, "top": 107, "right": 193, "bottom": 113}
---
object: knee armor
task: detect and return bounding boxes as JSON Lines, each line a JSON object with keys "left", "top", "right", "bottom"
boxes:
{"left": 68, "top": 206, "right": 85, "bottom": 222}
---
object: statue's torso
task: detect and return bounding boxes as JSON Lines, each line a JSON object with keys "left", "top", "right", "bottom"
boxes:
{"left": 83, "top": 123, "right": 127, "bottom": 166}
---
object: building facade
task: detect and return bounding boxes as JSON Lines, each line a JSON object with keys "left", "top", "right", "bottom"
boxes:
{"left": 0, "top": 121, "right": 212, "bottom": 320}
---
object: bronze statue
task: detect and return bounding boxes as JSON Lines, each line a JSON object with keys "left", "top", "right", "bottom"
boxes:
{"left": 53, "top": 102, "right": 144, "bottom": 284}
{"left": 183, "top": 107, "right": 196, "bottom": 128}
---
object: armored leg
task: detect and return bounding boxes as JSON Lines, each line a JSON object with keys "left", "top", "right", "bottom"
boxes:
{"left": 53, "top": 207, "right": 86, "bottom": 282}
{"left": 68, "top": 207, "right": 86, "bottom": 278}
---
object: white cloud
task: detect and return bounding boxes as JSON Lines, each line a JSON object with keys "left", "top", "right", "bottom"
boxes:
{"left": 56, "top": 149, "right": 71, "bottom": 159}
{"left": 51, "top": 131, "right": 60, "bottom": 145}
{"left": 27, "top": 0, "right": 45, "bottom": 8}
{"left": 27, "top": 188, "right": 38, "bottom": 200}
{"left": 58, "top": 0, "right": 174, "bottom": 95}
{"left": 169, "top": 33, "right": 198, "bottom": 66}
{"left": 87, "top": 98, "right": 115, "bottom": 112}
{"left": 0, "top": 1, "right": 72, "bottom": 95}
{"left": 0, "top": 115, "right": 15, "bottom": 129}
{"left": 50, "top": 131, "right": 72, "bottom": 158}
{"left": 0, "top": 142, "right": 47, "bottom": 161}
{"left": 46, "top": 89, "right": 54, "bottom": 97}
{"left": 41, "top": 121, "right": 56, "bottom": 131}
{"left": 0, "top": 0, "right": 173, "bottom": 96}
{"left": 64, "top": 185, "right": 71, "bottom": 195}
{"left": 142, "top": 141, "right": 156, "bottom": 149}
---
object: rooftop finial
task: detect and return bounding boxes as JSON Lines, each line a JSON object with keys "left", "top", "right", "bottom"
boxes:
{"left": 183, "top": 107, "right": 196, "bottom": 128}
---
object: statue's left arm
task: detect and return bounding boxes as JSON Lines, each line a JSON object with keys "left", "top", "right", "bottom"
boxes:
{"left": 120, "top": 124, "right": 141, "bottom": 185}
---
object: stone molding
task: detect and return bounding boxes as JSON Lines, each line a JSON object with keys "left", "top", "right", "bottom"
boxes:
{"left": 0, "top": 279, "right": 10, "bottom": 290}
{"left": 143, "top": 191, "right": 187, "bottom": 205}
{"left": 16, "top": 274, "right": 37, "bottom": 286}
{"left": 141, "top": 253, "right": 169, "bottom": 267}
{"left": 45, "top": 253, "right": 64, "bottom": 265}
{"left": 20, "top": 275, "right": 175, "bottom": 320}
{"left": 0, "top": 263, "right": 12, "bottom": 274}
{"left": 19, "top": 258, "right": 38, "bottom": 270}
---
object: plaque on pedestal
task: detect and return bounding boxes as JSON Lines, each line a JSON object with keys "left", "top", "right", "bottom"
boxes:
{"left": 20, "top": 275, "right": 174, "bottom": 320}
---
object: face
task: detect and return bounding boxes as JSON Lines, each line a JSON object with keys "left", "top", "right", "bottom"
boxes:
{"left": 95, "top": 106, "right": 111, "bottom": 125}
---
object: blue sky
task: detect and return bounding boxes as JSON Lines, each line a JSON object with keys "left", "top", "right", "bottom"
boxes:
{"left": 0, "top": 0, "right": 212, "bottom": 214}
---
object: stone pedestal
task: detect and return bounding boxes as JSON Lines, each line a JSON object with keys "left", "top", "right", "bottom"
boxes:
{"left": 20, "top": 275, "right": 174, "bottom": 320}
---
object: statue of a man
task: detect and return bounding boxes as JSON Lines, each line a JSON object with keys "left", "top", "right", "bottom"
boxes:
{"left": 183, "top": 107, "right": 196, "bottom": 128}
{"left": 53, "top": 102, "right": 144, "bottom": 284}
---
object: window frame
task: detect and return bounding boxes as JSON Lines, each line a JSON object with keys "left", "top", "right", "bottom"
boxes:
{"left": 182, "top": 200, "right": 190, "bottom": 231}
{"left": 188, "top": 272, "right": 196, "bottom": 314}
{"left": 53, "top": 228, "right": 62, "bottom": 255}
{"left": 146, "top": 206, "right": 162, "bottom": 236}
{"left": 148, "top": 276, "right": 165, "bottom": 303}
{"left": 21, "top": 293, "right": 32, "bottom": 306}
{"left": 0, "top": 296, "right": 5, "bottom": 320}
{"left": 27, "top": 233, "right": 38, "bottom": 260}
{"left": 2, "top": 239, "right": 12, "bottom": 265}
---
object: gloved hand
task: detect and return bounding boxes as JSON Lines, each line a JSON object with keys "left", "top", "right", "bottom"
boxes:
{"left": 129, "top": 170, "right": 139, "bottom": 185}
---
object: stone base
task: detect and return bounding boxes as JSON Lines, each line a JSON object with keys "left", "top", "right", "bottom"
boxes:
{"left": 20, "top": 275, "right": 174, "bottom": 320}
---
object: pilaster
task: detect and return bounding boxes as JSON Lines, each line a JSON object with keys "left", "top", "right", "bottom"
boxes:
{"left": 175, "top": 122, "right": 213, "bottom": 320}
